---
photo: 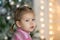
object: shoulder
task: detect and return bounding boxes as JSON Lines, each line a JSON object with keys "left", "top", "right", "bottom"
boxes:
{"left": 12, "top": 31, "right": 24, "bottom": 40}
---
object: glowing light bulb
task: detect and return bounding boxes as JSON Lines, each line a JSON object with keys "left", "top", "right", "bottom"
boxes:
{"left": 41, "top": 35, "right": 45, "bottom": 39}
{"left": 7, "top": 16, "right": 11, "bottom": 20}
{"left": 49, "top": 26, "right": 53, "bottom": 29}
{"left": 49, "top": 31, "right": 54, "bottom": 35}
{"left": 16, "top": 4, "right": 20, "bottom": 8}
{"left": 41, "top": 24, "right": 45, "bottom": 28}
{"left": 49, "top": 8, "right": 53, "bottom": 12}
{"left": 40, "top": 18, "right": 44, "bottom": 22}
{"left": 4, "top": 36, "right": 8, "bottom": 40}
{"left": 10, "top": 1, "right": 14, "bottom": 5}
{"left": 40, "top": 6, "right": 44, "bottom": 10}
{"left": 40, "top": 12, "right": 44, "bottom": 16}
{"left": 18, "top": 0, "right": 21, "bottom": 2}
{"left": 49, "top": 2, "right": 53, "bottom": 6}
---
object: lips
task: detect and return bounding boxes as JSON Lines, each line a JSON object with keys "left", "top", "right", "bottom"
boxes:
{"left": 30, "top": 26, "right": 34, "bottom": 28}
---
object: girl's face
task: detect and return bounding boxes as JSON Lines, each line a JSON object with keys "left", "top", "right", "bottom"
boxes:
{"left": 19, "top": 13, "right": 36, "bottom": 32}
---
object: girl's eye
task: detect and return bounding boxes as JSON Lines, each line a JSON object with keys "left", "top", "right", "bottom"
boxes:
{"left": 25, "top": 20, "right": 29, "bottom": 22}
{"left": 32, "top": 19, "right": 35, "bottom": 21}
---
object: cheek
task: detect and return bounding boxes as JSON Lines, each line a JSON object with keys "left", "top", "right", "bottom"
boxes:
{"left": 33, "top": 22, "right": 36, "bottom": 26}
{"left": 25, "top": 23, "right": 30, "bottom": 26}
{"left": 23, "top": 22, "right": 30, "bottom": 27}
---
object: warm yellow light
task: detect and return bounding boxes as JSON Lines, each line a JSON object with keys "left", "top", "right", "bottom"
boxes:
{"left": 40, "top": 12, "right": 44, "bottom": 16}
{"left": 40, "top": 5, "right": 44, "bottom": 10}
{"left": 49, "top": 26, "right": 53, "bottom": 29}
{"left": 49, "top": 8, "right": 53, "bottom": 12}
{"left": 49, "top": 37, "right": 53, "bottom": 40}
{"left": 40, "top": 18, "right": 44, "bottom": 22}
{"left": 41, "top": 35, "right": 45, "bottom": 39}
{"left": 41, "top": 24, "right": 45, "bottom": 28}
{"left": 40, "top": 29, "right": 44, "bottom": 34}
{"left": 10, "top": 1, "right": 15, "bottom": 5}
{"left": 49, "top": 2, "right": 53, "bottom": 6}
{"left": 49, "top": 31, "right": 54, "bottom": 35}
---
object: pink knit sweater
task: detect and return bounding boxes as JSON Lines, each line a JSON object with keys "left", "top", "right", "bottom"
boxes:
{"left": 11, "top": 28, "right": 32, "bottom": 40}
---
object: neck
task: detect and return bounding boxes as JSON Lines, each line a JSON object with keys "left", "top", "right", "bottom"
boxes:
{"left": 17, "top": 27, "right": 30, "bottom": 34}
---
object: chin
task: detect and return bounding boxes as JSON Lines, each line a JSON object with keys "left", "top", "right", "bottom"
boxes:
{"left": 30, "top": 29, "right": 34, "bottom": 32}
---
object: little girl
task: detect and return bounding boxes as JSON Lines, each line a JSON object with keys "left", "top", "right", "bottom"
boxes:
{"left": 11, "top": 6, "right": 36, "bottom": 40}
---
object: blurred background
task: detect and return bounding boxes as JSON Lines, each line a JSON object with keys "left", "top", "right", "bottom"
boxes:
{"left": 0, "top": 0, "right": 60, "bottom": 40}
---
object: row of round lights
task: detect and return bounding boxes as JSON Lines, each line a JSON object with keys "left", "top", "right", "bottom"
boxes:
{"left": 49, "top": 0, "right": 55, "bottom": 40}
{"left": 40, "top": 0, "right": 45, "bottom": 40}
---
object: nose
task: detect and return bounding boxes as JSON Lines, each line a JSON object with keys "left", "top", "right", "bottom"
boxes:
{"left": 30, "top": 21, "right": 35, "bottom": 26}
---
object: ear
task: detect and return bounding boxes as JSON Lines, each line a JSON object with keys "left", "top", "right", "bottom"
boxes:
{"left": 16, "top": 21, "right": 21, "bottom": 28}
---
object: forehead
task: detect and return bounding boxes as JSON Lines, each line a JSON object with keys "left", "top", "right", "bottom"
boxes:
{"left": 22, "top": 13, "right": 35, "bottom": 19}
